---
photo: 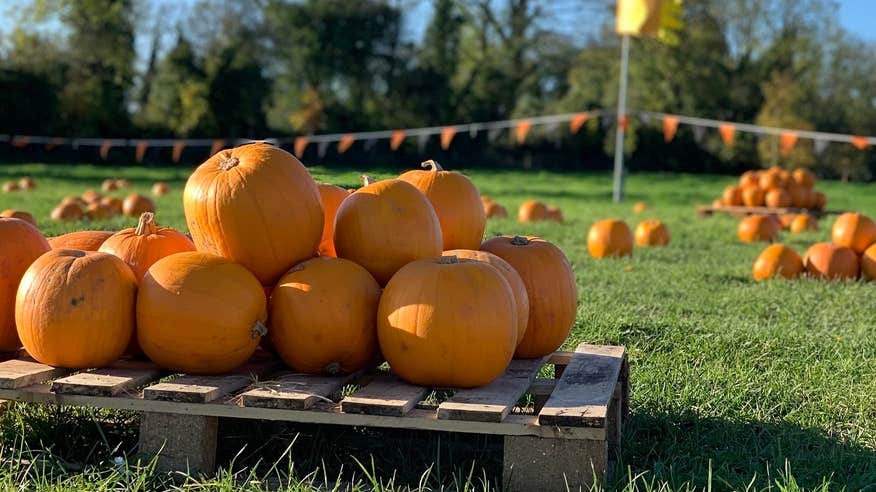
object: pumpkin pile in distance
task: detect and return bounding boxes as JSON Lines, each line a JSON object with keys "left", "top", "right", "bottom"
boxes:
{"left": 517, "top": 199, "right": 564, "bottom": 223}
{"left": 481, "top": 195, "right": 508, "bottom": 218}
{"left": 714, "top": 166, "right": 826, "bottom": 211}
{"left": 586, "top": 218, "right": 670, "bottom": 258}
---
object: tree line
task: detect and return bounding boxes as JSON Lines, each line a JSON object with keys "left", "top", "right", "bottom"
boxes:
{"left": 1, "top": 0, "right": 874, "bottom": 179}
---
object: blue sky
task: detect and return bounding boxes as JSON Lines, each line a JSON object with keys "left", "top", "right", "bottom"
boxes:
{"left": 837, "top": 0, "right": 876, "bottom": 40}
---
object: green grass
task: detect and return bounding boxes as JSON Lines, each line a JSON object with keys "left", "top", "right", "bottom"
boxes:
{"left": 0, "top": 163, "right": 874, "bottom": 491}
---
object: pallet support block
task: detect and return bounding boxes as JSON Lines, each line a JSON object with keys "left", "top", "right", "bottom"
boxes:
{"left": 138, "top": 412, "right": 218, "bottom": 474}
{"left": 503, "top": 435, "right": 607, "bottom": 492}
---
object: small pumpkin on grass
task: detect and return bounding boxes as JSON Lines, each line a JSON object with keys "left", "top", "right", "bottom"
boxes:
{"left": 316, "top": 183, "right": 351, "bottom": 257}
{"left": 792, "top": 168, "right": 816, "bottom": 188}
{"left": 18, "top": 177, "right": 36, "bottom": 190}
{"left": 81, "top": 190, "right": 102, "bottom": 204}
{"left": 484, "top": 200, "right": 508, "bottom": 218}
{"left": 861, "top": 243, "right": 876, "bottom": 281}
{"left": 122, "top": 193, "right": 155, "bottom": 217}
{"left": 269, "top": 257, "right": 380, "bottom": 375}
{"left": 634, "top": 220, "right": 670, "bottom": 247}
{"left": 102, "top": 179, "right": 118, "bottom": 192}
{"left": 587, "top": 219, "right": 633, "bottom": 258}
{"left": 0, "top": 218, "right": 51, "bottom": 351}
{"left": 633, "top": 201, "right": 649, "bottom": 213}
{"left": 48, "top": 230, "right": 114, "bottom": 251}
{"left": 831, "top": 212, "right": 876, "bottom": 254}
{"left": 378, "top": 255, "right": 516, "bottom": 387}
{"left": 737, "top": 215, "right": 778, "bottom": 242}
{"left": 51, "top": 202, "right": 84, "bottom": 221}
{"left": 804, "top": 242, "right": 859, "bottom": 280}
{"left": 517, "top": 200, "right": 549, "bottom": 223}
{"left": 812, "top": 191, "right": 827, "bottom": 210}
{"left": 16, "top": 249, "right": 136, "bottom": 368}
{"left": 790, "top": 214, "right": 817, "bottom": 233}
{"left": 151, "top": 182, "right": 169, "bottom": 196}
{"left": 86, "top": 202, "right": 116, "bottom": 220}
{"left": 100, "top": 196, "right": 124, "bottom": 215}
{"left": 99, "top": 212, "right": 195, "bottom": 282}
{"left": 1, "top": 210, "right": 36, "bottom": 226}
{"left": 752, "top": 244, "right": 803, "bottom": 281}
{"left": 546, "top": 205, "right": 564, "bottom": 223}
{"left": 137, "top": 251, "right": 267, "bottom": 374}
{"left": 2, "top": 181, "right": 20, "bottom": 193}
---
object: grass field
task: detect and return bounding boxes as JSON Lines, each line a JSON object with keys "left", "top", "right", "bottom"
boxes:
{"left": 0, "top": 162, "right": 874, "bottom": 491}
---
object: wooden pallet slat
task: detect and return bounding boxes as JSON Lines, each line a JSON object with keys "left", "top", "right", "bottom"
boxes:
{"left": 143, "top": 354, "right": 279, "bottom": 403}
{"left": 696, "top": 204, "right": 842, "bottom": 218}
{"left": 52, "top": 360, "right": 163, "bottom": 396}
{"left": 240, "top": 372, "right": 357, "bottom": 410}
{"left": 340, "top": 374, "right": 426, "bottom": 416}
{"left": 437, "top": 357, "right": 545, "bottom": 423}
{"left": 0, "top": 358, "right": 69, "bottom": 389}
{"left": 538, "top": 344, "right": 626, "bottom": 428}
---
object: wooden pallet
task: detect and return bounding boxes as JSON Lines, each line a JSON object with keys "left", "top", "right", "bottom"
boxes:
{"left": 0, "top": 343, "right": 627, "bottom": 492}
{"left": 696, "top": 204, "right": 842, "bottom": 218}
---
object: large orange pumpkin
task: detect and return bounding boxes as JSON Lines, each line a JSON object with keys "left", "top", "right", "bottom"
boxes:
{"left": 790, "top": 214, "right": 817, "bottom": 233}
{"left": 737, "top": 215, "right": 779, "bottom": 242}
{"left": 316, "top": 183, "right": 351, "bottom": 257}
{"left": 587, "top": 219, "right": 633, "bottom": 258}
{"left": 99, "top": 212, "right": 196, "bottom": 282}
{"left": 377, "top": 256, "right": 516, "bottom": 387}
{"left": 517, "top": 200, "right": 549, "bottom": 223}
{"left": 792, "top": 168, "right": 815, "bottom": 188}
{"left": 48, "top": 230, "right": 114, "bottom": 251}
{"left": 861, "top": 243, "right": 876, "bottom": 281}
{"left": 137, "top": 251, "right": 266, "bottom": 374}
{"left": 480, "top": 236, "right": 577, "bottom": 359}
{"left": 1, "top": 210, "right": 36, "bottom": 226}
{"left": 51, "top": 202, "right": 84, "bottom": 221}
{"left": 122, "top": 193, "right": 155, "bottom": 217}
{"left": 634, "top": 220, "right": 670, "bottom": 246}
{"left": 0, "top": 219, "right": 51, "bottom": 351}
{"left": 16, "top": 249, "right": 135, "bottom": 368}
{"left": 752, "top": 244, "right": 803, "bottom": 281}
{"left": 741, "top": 186, "right": 765, "bottom": 207}
{"left": 398, "top": 160, "right": 486, "bottom": 250}
{"left": 269, "top": 257, "right": 380, "bottom": 375}
{"left": 333, "top": 177, "right": 442, "bottom": 285}
{"left": 831, "top": 212, "right": 876, "bottom": 254}
{"left": 445, "top": 249, "right": 529, "bottom": 347}
{"left": 722, "top": 185, "right": 743, "bottom": 206}
{"left": 764, "top": 188, "right": 791, "bottom": 208}
{"left": 184, "top": 143, "right": 323, "bottom": 285}
{"left": 804, "top": 242, "right": 859, "bottom": 280}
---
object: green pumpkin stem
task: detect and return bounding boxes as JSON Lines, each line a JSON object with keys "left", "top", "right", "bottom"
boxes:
{"left": 439, "top": 255, "right": 459, "bottom": 264}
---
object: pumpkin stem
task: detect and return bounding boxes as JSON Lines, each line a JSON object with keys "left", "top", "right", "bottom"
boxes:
{"left": 219, "top": 156, "right": 240, "bottom": 171}
{"left": 361, "top": 175, "right": 376, "bottom": 186}
{"left": 134, "top": 212, "right": 157, "bottom": 236}
{"left": 439, "top": 255, "right": 459, "bottom": 264}
{"left": 251, "top": 320, "right": 268, "bottom": 339}
{"left": 323, "top": 362, "right": 341, "bottom": 375}
{"left": 421, "top": 160, "right": 443, "bottom": 172}
{"left": 510, "top": 235, "right": 530, "bottom": 246}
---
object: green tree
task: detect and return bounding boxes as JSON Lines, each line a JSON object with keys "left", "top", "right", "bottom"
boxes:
{"left": 755, "top": 71, "right": 816, "bottom": 168}
{"left": 140, "top": 35, "right": 210, "bottom": 136}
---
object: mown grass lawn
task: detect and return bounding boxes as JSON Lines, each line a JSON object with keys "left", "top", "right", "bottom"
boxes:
{"left": 0, "top": 162, "right": 873, "bottom": 491}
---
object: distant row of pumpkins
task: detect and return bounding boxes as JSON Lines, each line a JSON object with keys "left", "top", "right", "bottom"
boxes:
{"left": 714, "top": 167, "right": 827, "bottom": 210}
{"left": 50, "top": 179, "right": 169, "bottom": 222}
{"left": 587, "top": 218, "right": 670, "bottom": 258}
{"left": 737, "top": 213, "right": 818, "bottom": 242}
{"left": 0, "top": 147, "right": 578, "bottom": 389}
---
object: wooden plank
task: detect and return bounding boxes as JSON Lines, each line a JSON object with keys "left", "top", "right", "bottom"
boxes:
{"left": 538, "top": 344, "right": 625, "bottom": 428}
{"left": 340, "top": 374, "right": 426, "bottom": 416}
{"left": 143, "top": 354, "right": 278, "bottom": 403}
{"left": 0, "top": 383, "right": 605, "bottom": 440}
{"left": 0, "top": 358, "right": 69, "bottom": 389}
{"left": 52, "top": 360, "right": 163, "bottom": 396}
{"left": 240, "top": 372, "right": 356, "bottom": 410}
{"left": 696, "top": 204, "right": 843, "bottom": 218}
{"left": 438, "top": 358, "right": 545, "bottom": 423}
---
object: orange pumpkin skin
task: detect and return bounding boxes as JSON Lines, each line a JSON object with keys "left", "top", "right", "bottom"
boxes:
{"left": 18, "top": 177, "right": 36, "bottom": 190}
{"left": 792, "top": 168, "right": 816, "bottom": 188}
{"left": 712, "top": 198, "right": 724, "bottom": 207}
{"left": 48, "top": 230, "right": 114, "bottom": 251}
{"left": 316, "top": 183, "right": 351, "bottom": 257}
{"left": 587, "top": 219, "right": 633, "bottom": 258}
{"left": 122, "top": 193, "right": 155, "bottom": 217}
{"left": 334, "top": 178, "right": 442, "bottom": 285}
{"left": 445, "top": 249, "right": 530, "bottom": 347}
{"left": 101, "top": 196, "right": 124, "bottom": 215}
{"left": 151, "top": 182, "right": 169, "bottom": 196}
{"left": 546, "top": 206, "right": 564, "bottom": 223}
{"left": 633, "top": 201, "right": 649, "bottom": 213}
{"left": 737, "top": 215, "right": 779, "bottom": 242}
{"left": 831, "top": 212, "right": 876, "bottom": 254}
{"left": 759, "top": 171, "right": 785, "bottom": 191}
{"left": 81, "top": 190, "right": 102, "bottom": 204}
{"left": 2, "top": 181, "right": 20, "bottom": 193}
{"left": 804, "top": 243, "right": 859, "bottom": 280}
{"left": 739, "top": 171, "right": 760, "bottom": 188}
{"left": 86, "top": 202, "right": 115, "bottom": 220}
{"left": 398, "top": 161, "right": 486, "bottom": 250}
{"left": 184, "top": 143, "right": 323, "bottom": 285}
{"left": 485, "top": 201, "right": 508, "bottom": 218}
{"left": 99, "top": 212, "right": 196, "bottom": 282}
{"left": 16, "top": 249, "right": 136, "bottom": 368}
{"left": 752, "top": 244, "right": 803, "bottom": 281}
{"left": 861, "top": 243, "right": 876, "bottom": 281}
{"left": 115, "top": 178, "right": 131, "bottom": 188}
{"left": 787, "top": 184, "right": 809, "bottom": 208}
{"left": 1, "top": 210, "right": 36, "bottom": 226}
{"left": 790, "top": 214, "right": 817, "bottom": 233}
{"left": 812, "top": 191, "right": 826, "bottom": 210}
{"left": 102, "top": 179, "right": 118, "bottom": 192}
{"left": 741, "top": 186, "right": 765, "bottom": 207}
{"left": 764, "top": 188, "right": 791, "bottom": 208}
{"left": 481, "top": 236, "right": 577, "bottom": 359}
{"left": 137, "top": 252, "right": 266, "bottom": 374}
{"left": 722, "top": 186, "right": 742, "bottom": 206}
{"left": 377, "top": 256, "right": 516, "bottom": 387}
{"left": 518, "top": 200, "right": 549, "bottom": 222}
{"left": 634, "top": 220, "right": 670, "bottom": 246}
{"left": 778, "top": 214, "right": 796, "bottom": 229}
{"left": 0, "top": 219, "right": 51, "bottom": 350}
{"left": 51, "top": 202, "right": 84, "bottom": 221}
{"left": 269, "top": 257, "right": 380, "bottom": 375}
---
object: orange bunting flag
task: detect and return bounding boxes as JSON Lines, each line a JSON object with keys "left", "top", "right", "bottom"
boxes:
{"left": 570, "top": 113, "right": 589, "bottom": 134}
{"left": 338, "top": 135, "right": 355, "bottom": 154}
{"left": 11, "top": 136, "right": 30, "bottom": 148}
{"left": 619, "top": 114, "right": 629, "bottom": 131}
{"left": 390, "top": 130, "right": 406, "bottom": 151}
{"left": 99, "top": 141, "right": 112, "bottom": 160}
{"left": 779, "top": 132, "right": 798, "bottom": 157}
{"left": 515, "top": 120, "right": 532, "bottom": 144}
{"left": 210, "top": 139, "right": 225, "bottom": 156}
{"left": 851, "top": 136, "right": 870, "bottom": 150}
{"left": 135, "top": 141, "right": 148, "bottom": 162}
{"left": 719, "top": 124, "right": 736, "bottom": 146}
{"left": 172, "top": 141, "right": 185, "bottom": 163}
{"left": 662, "top": 116, "right": 679, "bottom": 142}
{"left": 293, "top": 136, "right": 309, "bottom": 158}
{"left": 440, "top": 127, "right": 457, "bottom": 150}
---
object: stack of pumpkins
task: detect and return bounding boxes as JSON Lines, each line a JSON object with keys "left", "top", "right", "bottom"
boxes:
{"left": 1, "top": 144, "right": 578, "bottom": 389}
{"left": 517, "top": 200, "right": 564, "bottom": 223}
{"left": 753, "top": 212, "right": 876, "bottom": 281}
{"left": 715, "top": 167, "right": 827, "bottom": 211}
{"left": 2, "top": 176, "right": 37, "bottom": 193}
{"left": 587, "top": 218, "right": 670, "bottom": 258}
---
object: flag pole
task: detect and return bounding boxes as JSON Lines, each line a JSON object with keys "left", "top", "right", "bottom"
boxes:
{"left": 612, "top": 34, "right": 631, "bottom": 203}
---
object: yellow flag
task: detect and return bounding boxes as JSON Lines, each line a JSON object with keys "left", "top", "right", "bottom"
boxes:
{"left": 616, "top": 0, "right": 662, "bottom": 36}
